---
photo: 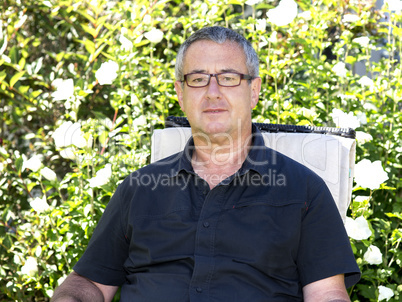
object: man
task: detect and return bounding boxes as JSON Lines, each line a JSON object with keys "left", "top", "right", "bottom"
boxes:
{"left": 52, "top": 26, "right": 360, "bottom": 302}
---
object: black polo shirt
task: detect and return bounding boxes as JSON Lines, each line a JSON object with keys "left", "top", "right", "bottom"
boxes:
{"left": 74, "top": 126, "right": 360, "bottom": 301}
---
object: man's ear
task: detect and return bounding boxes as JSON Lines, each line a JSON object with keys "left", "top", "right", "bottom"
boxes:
{"left": 174, "top": 81, "right": 185, "bottom": 112}
{"left": 250, "top": 77, "right": 261, "bottom": 109}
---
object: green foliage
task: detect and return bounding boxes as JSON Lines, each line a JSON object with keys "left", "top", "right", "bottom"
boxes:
{"left": 0, "top": 0, "right": 401, "bottom": 300}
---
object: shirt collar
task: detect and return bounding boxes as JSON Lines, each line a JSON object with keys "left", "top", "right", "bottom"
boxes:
{"left": 170, "top": 124, "right": 270, "bottom": 177}
{"left": 238, "top": 124, "right": 270, "bottom": 176}
{"left": 169, "top": 136, "right": 195, "bottom": 177}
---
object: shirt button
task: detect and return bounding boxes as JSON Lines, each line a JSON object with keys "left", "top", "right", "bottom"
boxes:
{"left": 203, "top": 221, "right": 210, "bottom": 228}
{"left": 196, "top": 287, "right": 203, "bottom": 293}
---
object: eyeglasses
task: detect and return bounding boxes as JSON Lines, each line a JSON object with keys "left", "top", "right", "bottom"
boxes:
{"left": 182, "top": 72, "right": 254, "bottom": 88}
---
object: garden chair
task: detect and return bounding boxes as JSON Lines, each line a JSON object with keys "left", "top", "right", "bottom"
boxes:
{"left": 151, "top": 116, "right": 356, "bottom": 222}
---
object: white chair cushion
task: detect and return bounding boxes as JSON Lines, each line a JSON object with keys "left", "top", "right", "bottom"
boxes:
{"left": 151, "top": 127, "right": 356, "bottom": 222}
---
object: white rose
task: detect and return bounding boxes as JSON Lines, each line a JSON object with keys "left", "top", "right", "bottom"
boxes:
{"left": 29, "top": 196, "right": 50, "bottom": 213}
{"left": 132, "top": 115, "right": 147, "bottom": 131}
{"left": 255, "top": 19, "right": 267, "bottom": 32}
{"left": 298, "top": 11, "right": 312, "bottom": 20}
{"left": 95, "top": 60, "right": 119, "bottom": 85}
{"left": 40, "top": 167, "right": 57, "bottom": 182}
{"left": 144, "top": 28, "right": 164, "bottom": 44}
{"left": 298, "top": 107, "right": 318, "bottom": 120}
{"left": 143, "top": 14, "right": 152, "bottom": 24}
{"left": 330, "top": 108, "right": 360, "bottom": 129}
{"left": 120, "top": 35, "right": 133, "bottom": 51}
{"left": 268, "top": 31, "right": 278, "bottom": 43}
{"left": 345, "top": 216, "right": 372, "bottom": 240}
{"left": 385, "top": 0, "right": 402, "bottom": 11}
{"left": 378, "top": 285, "right": 394, "bottom": 301}
{"left": 353, "top": 36, "right": 370, "bottom": 48}
{"left": 267, "top": 0, "right": 298, "bottom": 26}
{"left": 331, "top": 62, "right": 348, "bottom": 78}
{"left": 119, "top": 28, "right": 133, "bottom": 51}
{"left": 22, "top": 155, "right": 42, "bottom": 172}
{"left": 363, "top": 245, "right": 383, "bottom": 265}
{"left": 88, "top": 164, "right": 112, "bottom": 188}
{"left": 52, "top": 121, "right": 87, "bottom": 149}
{"left": 354, "top": 196, "right": 368, "bottom": 203}
{"left": 246, "top": 0, "right": 262, "bottom": 5}
{"left": 357, "top": 75, "right": 374, "bottom": 88}
{"left": 356, "top": 131, "right": 373, "bottom": 144}
{"left": 21, "top": 257, "right": 38, "bottom": 277}
{"left": 354, "top": 159, "right": 389, "bottom": 190}
{"left": 15, "top": 15, "right": 28, "bottom": 29}
{"left": 52, "top": 78, "right": 74, "bottom": 101}
{"left": 342, "top": 14, "right": 360, "bottom": 23}
{"left": 356, "top": 112, "right": 367, "bottom": 125}
{"left": 59, "top": 147, "right": 76, "bottom": 160}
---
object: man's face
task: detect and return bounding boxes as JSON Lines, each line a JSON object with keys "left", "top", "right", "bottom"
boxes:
{"left": 174, "top": 40, "right": 261, "bottom": 139}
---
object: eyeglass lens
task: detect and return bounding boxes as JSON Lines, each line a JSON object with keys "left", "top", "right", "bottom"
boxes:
{"left": 186, "top": 73, "right": 241, "bottom": 87}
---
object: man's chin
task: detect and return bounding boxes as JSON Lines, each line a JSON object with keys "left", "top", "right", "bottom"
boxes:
{"left": 194, "top": 123, "right": 232, "bottom": 137}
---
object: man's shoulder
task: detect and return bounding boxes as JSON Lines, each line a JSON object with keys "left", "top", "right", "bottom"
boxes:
{"left": 121, "top": 151, "right": 184, "bottom": 185}
{"left": 116, "top": 151, "right": 185, "bottom": 197}
{"left": 265, "top": 146, "right": 326, "bottom": 185}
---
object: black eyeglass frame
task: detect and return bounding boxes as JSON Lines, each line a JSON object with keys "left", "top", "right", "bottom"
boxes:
{"left": 181, "top": 72, "right": 255, "bottom": 88}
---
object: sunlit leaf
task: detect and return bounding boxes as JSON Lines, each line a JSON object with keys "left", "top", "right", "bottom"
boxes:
{"left": 10, "top": 71, "right": 25, "bottom": 88}
{"left": 0, "top": 70, "right": 6, "bottom": 82}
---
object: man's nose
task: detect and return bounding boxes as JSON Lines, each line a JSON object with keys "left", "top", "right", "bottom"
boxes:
{"left": 205, "top": 76, "right": 222, "bottom": 97}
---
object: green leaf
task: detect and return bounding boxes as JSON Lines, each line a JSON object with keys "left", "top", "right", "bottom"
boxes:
{"left": 76, "top": 10, "right": 96, "bottom": 24}
{"left": 10, "top": 71, "right": 25, "bottom": 88}
{"left": 81, "top": 24, "right": 96, "bottom": 38}
{"left": 345, "top": 56, "right": 356, "bottom": 65}
{"left": 355, "top": 284, "right": 376, "bottom": 299}
{"left": 91, "top": 111, "right": 108, "bottom": 120}
{"left": 392, "top": 26, "right": 402, "bottom": 37}
{"left": 296, "top": 119, "right": 312, "bottom": 126}
{"left": 75, "top": 39, "right": 95, "bottom": 54}
{"left": 18, "top": 85, "right": 29, "bottom": 94}
{"left": 95, "top": 15, "right": 109, "bottom": 28}
{"left": 27, "top": 182, "right": 37, "bottom": 192}
{"left": 15, "top": 156, "right": 24, "bottom": 174}
{"left": 9, "top": 46, "right": 19, "bottom": 64}
{"left": 227, "top": 0, "right": 243, "bottom": 4}
{"left": 386, "top": 212, "right": 402, "bottom": 220}
{"left": 98, "top": 130, "right": 109, "bottom": 146}
{"left": 84, "top": 40, "right": 95, "bottom": 54}
{"left": 31, "top": 90, "right": 42, "bottom": 98}
{"left": 0, "top": 70, "right": 6, "bottom": 82}
{"left": 56, "top": 52, "right": 65, "bottom": 62}
{"left": 100, "top": 51, "right": 116, "bottom": 61}
{"left": 91, "top": 43, "right": 107, "bottom": 62}
{"left": 18, "top": 57, "right": 26, "bottom": 70}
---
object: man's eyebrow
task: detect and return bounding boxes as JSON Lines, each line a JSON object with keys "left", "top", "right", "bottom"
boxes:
{"left": 187, "top": 69, "right": 207, "bottom": 74}
{"left": 220, "top": 68, "right": 240, "bottom": 73}
{"left": 186, "top": 68, "right": 242, "bottom": 74}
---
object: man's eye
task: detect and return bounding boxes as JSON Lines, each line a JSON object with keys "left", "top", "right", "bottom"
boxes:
{"left": 189, "top": 76, "right": 207, "bottom": 83}
{"left": 221, "top": 75, "right": 236, "bottom": 82}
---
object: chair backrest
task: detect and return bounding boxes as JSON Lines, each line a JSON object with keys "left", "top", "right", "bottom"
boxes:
{"left": 151, "top": 116, "right": 356, "bottom": 222}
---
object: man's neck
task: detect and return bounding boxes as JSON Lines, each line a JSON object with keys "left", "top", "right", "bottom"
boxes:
{"left": 191, "top": 129, "right": 253, "bottom": 189}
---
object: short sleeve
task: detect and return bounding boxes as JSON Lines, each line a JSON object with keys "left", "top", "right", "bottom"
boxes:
{"left": 73, "top": 182, "right": 129, "bottom": 286}
{"left": 297, "top": 179, "right": 361, "bottom": 288}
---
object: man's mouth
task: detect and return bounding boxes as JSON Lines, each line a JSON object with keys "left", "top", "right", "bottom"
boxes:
{"left": 204, "top": 109, "right": 226, "bottom": 113}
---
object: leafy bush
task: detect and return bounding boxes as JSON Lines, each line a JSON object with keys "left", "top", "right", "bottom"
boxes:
{"left": 0, "top": 0, "right": 400, "bottom": 300}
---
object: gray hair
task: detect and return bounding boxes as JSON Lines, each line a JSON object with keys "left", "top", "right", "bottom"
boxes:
{"left": 175, "top": 26, "right": 259, "bottom": 82}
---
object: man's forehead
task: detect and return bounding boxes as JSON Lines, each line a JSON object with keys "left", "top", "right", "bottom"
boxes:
{"left": 183, "top": 40, "right": 247, "bottom": 72}
{"left": 185, "top": 39, "right": 242, "bottom": 54}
